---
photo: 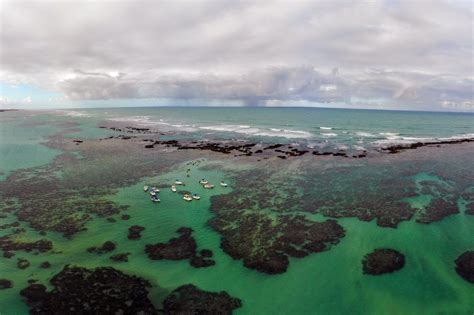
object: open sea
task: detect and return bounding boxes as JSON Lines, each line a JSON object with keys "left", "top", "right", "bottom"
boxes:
{"left": 0, "top": 107, "right": 473, "bottom": 314}
{"left": 59, "top": 107, "right": 474, "bottom": 148}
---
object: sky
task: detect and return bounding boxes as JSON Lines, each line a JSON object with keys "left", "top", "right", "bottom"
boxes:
{"left": 0, "top": 0, "right": 473, "bottom": 111}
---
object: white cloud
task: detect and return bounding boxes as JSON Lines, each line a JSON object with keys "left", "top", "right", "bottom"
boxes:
{"left": 0, "top": 0, "right": 472, "bottom": 110}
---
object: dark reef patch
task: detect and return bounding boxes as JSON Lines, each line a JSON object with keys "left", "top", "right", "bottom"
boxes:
{"left": 163, "top": 284, "right": 242, "bottom": 314}
{"left": 380, "top": 138, "right": 474, "bottom": 154}
{"left": 87, "top": 241, "right": 116, "bottom": 254}
{"left": 208, "top": 194, "right": 345, "bottom": 274}
{"left": 0, "top": 232, "right": 52, "bottom": 254}
{"left": 190, "top": 255, "right": 216, "bottom": 268}
{"left": 455, "top": 251, "right": 474, "bottom": 284}
{"left": 39, "top": 261, "right": 51, "bottom": 269}
{"left": 20, "top": 265, "right": 157, "bottom": 314}
{"left": 466, "top": 202, "right": 474, "bottom": 215}
{"left": 215, "top": 162, "right": 465, "bottom": 229}
{"left": 17, "top": 258, "right": 31, "bottom": 269}
{"left": 4, "top": 251, "right": 15, "bottom": 258}
{"left": 110, "top": 252, "right": 130, "bottom": 262}
{"left": 145, "top": 227, "right": 215, "bottom": 268}
{"left": 128, "top": 225, "right": 145, "bottom": 240}
{"left": 362, "top": 249, "right": 405, "bottom": 275}
{"left": 415, "top": 179, "right": 460, "bottom": 224}
{"left": 0, "top": 279, "right": 13, "bottom": 289}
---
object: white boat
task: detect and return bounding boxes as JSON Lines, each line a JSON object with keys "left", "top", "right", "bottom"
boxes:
{"left": 183, "top": 194, "right": 193, "bottom": 201}
{"left": 174, "top": 180, "right": 184, "bottom": 185}
{"left": 203, "top": 183, "right": 214, "bottom": 189}
{"left": 151, "top": 186, "right": 160, "bottom": 192}
{"left": 143, "top": 185, "right": 149, "bottom": 192}
{"left": 150, "top": 191, "right": 156, "bottom": 196}
{"left": 171, "top": 185, "right": 177, "bottom": 192}
{"left": 192, "top": 194, "right": 201, "bottom": 200}
{"left": 199, "top": 179, "right": 208, "bottom": 184}
{"left": 151, "top": 195, "right": 160, "bottom": 202}
{"left": 220, "top": 181, "right": 228, "bottom": 187}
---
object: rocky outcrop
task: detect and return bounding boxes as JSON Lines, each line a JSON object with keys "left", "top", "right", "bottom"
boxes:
{"left": 362, "top": 249, "right": 405, "bottom": 275}
{"left": 455, "top": 251, "right": 474, "bottom": 284}
{"left": 163, "top": 284, "right": 242, "bottom": 314}
{"left": 145, "top": 227, "right": 215, "bottom": 268}
{"left": 20, "top": 266, "right": 157, "bottom": 314}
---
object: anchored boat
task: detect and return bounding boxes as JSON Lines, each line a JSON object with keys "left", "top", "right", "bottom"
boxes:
{"left": 199, "top": 179, "right": 208, "bottom": 184}
{"left": 174, "top": 180, "right": 184, "bottom": 185}
{"left": 143, "top": 185, "right": 149, "bottom": 192}
{"left": 192, "top": 194, "right": 201, "bottom": 200}
{"left": 203, "top": 183, "right": 214, "bottom": 189}
{"left": 220, "top": 181, "right": 228, "bottom": 187}
{"left": 171, "top": 185, "right": 177, "bottom": 192}
{"left": 183, "top": 194, "right": 193, "bottom": 201}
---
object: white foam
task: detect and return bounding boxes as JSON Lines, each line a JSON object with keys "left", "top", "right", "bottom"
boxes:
{"left": 372, "top": 133, "right": 474, "bottom": 147}
{"left": 270, "top": 128, "right": 311, "bottom": 135}
{"left": 200, "top": 125, "right": 312, "bottom": 139}
{"left": 108, "top": 116, "right": 198, "bottom": 131}
{"left": 319, "top": 126, "right": 333, "bottom": 130}
{"left": 379, "top": 132, "right": 399, "bottom": 137}
{"left": 200, "top": 125, "right": 258, "bottom": 133}
{"left": 254, "top": 129, "right": 313, "bottom": 139}
{"left": 353, "top": 145, "right": 367, "bottom": 151}
{"left": 355, "top": 132, "right": 378, "bottom": 138}
{"left": 56, "top": 110, "right": 91, "bottom": 117}
{"left": 321, "top": 133, "right": 338, "bottom": 137}
{"left": 438, "top": 133, "right": 474, "bottom": 141}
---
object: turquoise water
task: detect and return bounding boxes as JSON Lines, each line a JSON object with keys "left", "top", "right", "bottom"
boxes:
{"left": 71, "top": 107, "right": 474, "bottom": 148}
{"left": 0, "top": 116, "right": 61, "bottom": 181}
{"left": 0, "top": 109, "right": 473, "bottom": 314}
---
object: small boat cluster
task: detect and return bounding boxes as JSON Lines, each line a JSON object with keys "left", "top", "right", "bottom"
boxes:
{"left": 144, "top": 185, "right": 161, "bottom": 202}
{"left": 143, "top": 178, "right": 228, "bottom": 203}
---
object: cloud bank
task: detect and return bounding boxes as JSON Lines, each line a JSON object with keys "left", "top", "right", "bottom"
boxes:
{"left": 0, "top": 0, "right": 472, "bottom": 110}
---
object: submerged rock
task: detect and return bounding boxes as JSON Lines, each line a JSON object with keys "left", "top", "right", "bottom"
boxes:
{"left": 128, "top": 225, "right": 145, "bottom": 240}
{"left": 145, "top": 227, "right": 215, "bottom": 268}
{"left": 208, "top": 199, "right": 345, "bottom": 275}
{"left": 380, "top": 137, "right": 474, "bottom": 154}
{"left": 465, "top": 202, "right": 474, "bottom": 215}
{"left": 110, "top": 252, "right": 130, "bottom": 262}
{"left": 163, "top": 284, "right": 242, "bottom": 314}
{"left": 17, "top": 258, "right": 31, "bottom": 269}
{"left": 0, "top": 279, "right": 13, "bottom": 289}
{"left": 200, "top": 249, "right": 213, "bottom": 258}
{"left": 0, "top": 233, "right": 53, "bottom": 254}
{"left": 455, "top": 251, "right": 474, "bottom": 284}
{"left": 20, "top": 265, "right": 157, "bottom": 314}
{"left": 145, "top": 227, "right": 196, "bottom": 260}
{"left": 39, "top": 261, "right": 51, "bottom": 269}
{"left": 190, "top": 255, "right": 216, "bottom": 268}
{"left": 362, "top": 249, "right": 405, "bottom": 275}
{"left": 3, "top": 251, "right": 15, "bottom": 258}
{"left": 87, "top": 241, "right": 116, "bottom": 254}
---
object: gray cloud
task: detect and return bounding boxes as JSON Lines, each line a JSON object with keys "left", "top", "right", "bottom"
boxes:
{"left": 0, "top": 0, "right": 472, "bottom": 110}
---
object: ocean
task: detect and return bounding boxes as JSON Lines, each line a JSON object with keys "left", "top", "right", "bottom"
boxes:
{"left": 0, "top": 107, "right": 473, "bottom": 314}
{"left": 60, "top": 107, "right": 474, "bottom": 148}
